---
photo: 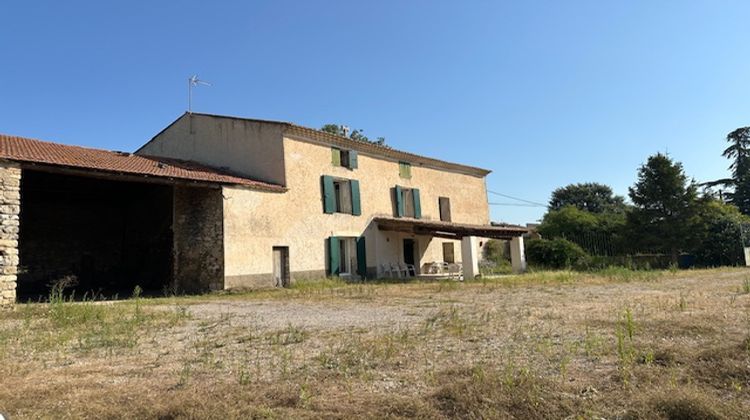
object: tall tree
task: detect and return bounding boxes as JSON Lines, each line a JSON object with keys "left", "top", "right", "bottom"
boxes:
{"left": 548, "top": 183, "right": 626, "bottom": 213}
{"left": 627, "top": 153, "right": 699, "bottom": 263}
{"left": 722, "top": 127, "right": 750, "bottom": 214}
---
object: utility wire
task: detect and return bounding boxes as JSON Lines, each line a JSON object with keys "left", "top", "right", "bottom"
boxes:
{"left": 487, "top": 190, "right": 547, "bottom": 207}
{"left": 489, "top": 202, "right": 544, "bottom": 207}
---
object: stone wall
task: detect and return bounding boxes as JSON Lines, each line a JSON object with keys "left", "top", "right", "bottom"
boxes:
{"left": 0, "top": 162, "right": 21, "bottom": 307}
{"left": 173, "top": 186, "right": 224, "bottom": 293}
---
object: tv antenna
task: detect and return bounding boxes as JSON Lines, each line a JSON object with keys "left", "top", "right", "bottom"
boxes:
{"left": 188, "top": 75, "right": 211, "bottom": 113}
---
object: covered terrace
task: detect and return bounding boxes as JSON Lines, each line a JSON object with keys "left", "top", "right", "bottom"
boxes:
{"left": 373, "top": 217, "right": 529, "bottom": 280}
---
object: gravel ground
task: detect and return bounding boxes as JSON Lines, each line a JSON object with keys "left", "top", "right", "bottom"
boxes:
{"left": 185, "top": 299, "right": 430, "bottom": 330}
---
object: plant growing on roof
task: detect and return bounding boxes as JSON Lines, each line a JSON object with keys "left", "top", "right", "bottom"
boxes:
{"left": 321, "top": 124, "right": 386, "bottom": 146}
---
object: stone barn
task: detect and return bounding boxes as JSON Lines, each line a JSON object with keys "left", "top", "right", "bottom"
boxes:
{"left": 0, "top": 134, "right": 284, "bottom": 304}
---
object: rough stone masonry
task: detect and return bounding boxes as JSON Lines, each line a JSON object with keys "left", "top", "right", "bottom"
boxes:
{"left": 0, "top": 162, "right": 20, "bottom": 307}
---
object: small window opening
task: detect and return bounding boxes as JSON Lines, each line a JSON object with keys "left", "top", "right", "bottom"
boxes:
{"left": 439, "top": 197, "right": 452, "bottom": 222}
{"left": 399, "top": 162, "right": 412, "bottom": 179}
{"left": 442, "top": 242, "right": 455, "bottom": 264}
{"left": 402, "top": 188, "right": 415, "bottom": 217}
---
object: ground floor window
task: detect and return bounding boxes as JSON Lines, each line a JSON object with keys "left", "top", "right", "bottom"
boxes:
{"left": 443, "top": 242, "right": 455, "bottom": 263}
{"left": 328, "top": 236, "right": 367, "bottom": 278}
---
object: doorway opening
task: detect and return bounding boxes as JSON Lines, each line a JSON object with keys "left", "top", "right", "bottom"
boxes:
{"left": 17, "top": 170, "right": 174, "bottom": 301}
{"left": 273, "top": 246, "right": 290, "bottom": 287}
{"left": 338, "top": 238, "right": 358, "bottom": 276}
{"left": 403, "top": 238, "right": 417, "bottom": 268}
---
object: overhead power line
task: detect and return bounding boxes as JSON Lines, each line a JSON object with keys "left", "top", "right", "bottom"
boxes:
{"left": 489, "top": 202, "right": 544, "bottom": 207}
{"left": 487, "top": 190, "right": 546, "bottom": 207}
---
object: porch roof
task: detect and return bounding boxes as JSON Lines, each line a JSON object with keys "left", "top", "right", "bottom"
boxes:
{"left": 373, "top": 217, "right": 528, "bottom": 240}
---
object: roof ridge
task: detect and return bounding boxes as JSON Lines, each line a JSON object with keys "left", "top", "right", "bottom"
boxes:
{"left": 0, "top": 133, "right": 132, "bottom": 155}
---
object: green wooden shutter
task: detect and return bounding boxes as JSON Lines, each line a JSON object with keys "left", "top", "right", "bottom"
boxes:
{"left": 395, "top": 185, "right": 404, "bottom": 217}
{"left": 349, "top": 150, "right": 358, "bottom": 169}
{"left": 413, "top": 188, "right": 421, "bottom": 219}
{"left": 328, "top": 236, "right": 340, "bottom": 276}
{"left": 350, "top": 179, "right": 361, "bottom": 216}
{"left": 399, "top": 162, "right": 411, "bottom": 179}
{"left": 331, "top": 148, "right": 341, "bottom": 166}
{"left": 322, "top": 175, "right": 335, "bottom": 214}
{"left": 356, "top": 237, "right": 367, "bottom": 278}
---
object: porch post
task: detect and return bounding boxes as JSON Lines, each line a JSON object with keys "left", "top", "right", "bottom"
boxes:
{"left": 510, "top": 236, "right": 527, "bottom": 273}
{"left": 461, "top": 236, "right": 480, "bottom": 280}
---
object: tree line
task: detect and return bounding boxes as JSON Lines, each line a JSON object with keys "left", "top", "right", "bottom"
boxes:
{"left": 528, "top": 127, "right": 750, "bottom": 270}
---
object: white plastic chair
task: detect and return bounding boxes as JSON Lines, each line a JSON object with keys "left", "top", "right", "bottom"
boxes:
{"left": 390, "top": 262, "right": 407, "bottom": 278}
{"left": 400, "top": 262, "right": 416, "bottom": 277}
{"left": 380, "top": 264, "right": 392, "bottom": 278}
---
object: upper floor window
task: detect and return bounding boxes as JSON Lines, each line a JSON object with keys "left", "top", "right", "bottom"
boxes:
{"left": 439, "top": 197, "right": 452, "bottom": 222}
{"left": 322, "top": 175, "right": 361, "bottom": 215}
{"left": 399, "top": 161, "right": 411, "bottom": 179}
{"left": 394, "top": 185, "right": 421, "bottom": 218}
{"left": 332, "top": 148, "right": 358, "bottom": 169}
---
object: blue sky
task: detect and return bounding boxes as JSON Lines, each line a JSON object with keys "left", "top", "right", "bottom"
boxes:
{"left": 2, "top": 1, "right": 749, "bottom": 224}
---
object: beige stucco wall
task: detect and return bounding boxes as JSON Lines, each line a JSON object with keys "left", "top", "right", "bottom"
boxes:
{"left": 222, "top": 135, "right": 490, "bottom": 287}
{"left": 137, "top": 114, "right": 287, "bottom": 185}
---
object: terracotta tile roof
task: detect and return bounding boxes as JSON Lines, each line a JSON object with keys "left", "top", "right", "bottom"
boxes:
{"left": 0, "top": 134, "right": 285, "bottom": 191}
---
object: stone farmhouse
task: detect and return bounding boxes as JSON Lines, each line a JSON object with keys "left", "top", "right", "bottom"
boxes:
{"left": 0, "top": 113, "right": 527, "bottom": 305}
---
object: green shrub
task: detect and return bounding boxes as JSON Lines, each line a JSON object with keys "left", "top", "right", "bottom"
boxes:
{"left": 693, "top": 200, "right": 750, "bottom": 267}
{"left": 525, "top": 238, "right": 589, "bottom": 269}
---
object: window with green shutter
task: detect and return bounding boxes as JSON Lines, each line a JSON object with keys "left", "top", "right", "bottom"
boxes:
{"left": 331, "top": 148, "right": 342, "bottom": 166}
{"left": 399, "top": 162, "right": 412, "bottom": 179}
{"left": 393, "top": 186, "right": 421, "bottom": 218}
{"left": 322, "top": 175, "right": 336, "bottom": 214}
{"left": 328, "top": 236, "right": 340, "bottom": 276}
{"left": 332, "top": 148, "right": 358, "bottom": 170}
{"left": 322, "top": 176, "right": 361, "bottom": 215}
{"left": 412, "top": 188, "right": 421, "bottom": 219}
{"left": 350, "top": 179, "right": 361, "bottom": 216}
{"left": 395, "top": 185, "right": 404, "bottom": 217}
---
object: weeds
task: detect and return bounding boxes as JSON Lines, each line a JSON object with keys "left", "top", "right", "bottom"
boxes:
{"left": 593, "top": 266, "right": 661, "bottom": 282}
{"left": 2, "top": 268, "right": 749, "bottom": 418}
{"left": 583, "top": 327, "right": 607, "bottom": 358}
{"left": 267, "top": 324, "right": 307, "bottom": 345}
{"left": 678, "top": 292, "right": 688, "bottom": 311}
{"left": 237, "top": 366, "right": 253, "bottom": 386}
{"left": 4, "top": 281, "right": 190, "bottom": 357}
{"left": 741, "top": 277, "right": 750, "bottom": 294}
{"left": 315, "top": 329, "right": 413, "bottom": 377}
{"left": 615, "top": 307, "right": 637, "bottom": 385}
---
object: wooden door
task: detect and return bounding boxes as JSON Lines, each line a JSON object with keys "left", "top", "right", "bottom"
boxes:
{"left": 273, "top": 247, "right": 290, "bottom": 287}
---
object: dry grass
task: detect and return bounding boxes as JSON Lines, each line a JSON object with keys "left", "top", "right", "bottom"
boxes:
{"left": 1, "top": 268, "right": 749, "bottom": 419}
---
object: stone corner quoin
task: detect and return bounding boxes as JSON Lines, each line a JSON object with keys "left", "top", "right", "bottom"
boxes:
{"left": 0, "top": 162, "right": 21, "bottom": 308}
